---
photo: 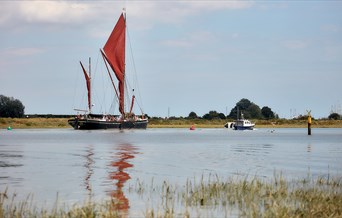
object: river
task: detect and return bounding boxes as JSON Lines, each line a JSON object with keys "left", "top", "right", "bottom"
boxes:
{"left": 1, "top": 128, "right": 341, "bottom": 215}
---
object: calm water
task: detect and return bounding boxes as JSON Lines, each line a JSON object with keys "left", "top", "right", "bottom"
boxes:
{"left": 1, "top": 128, "right": 341, "bottom": 214}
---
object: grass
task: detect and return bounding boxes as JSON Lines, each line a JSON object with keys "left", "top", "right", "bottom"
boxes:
{"left": 1, "top": 117, "right": 342, "bottom": 129}
{"left": 0, "top": 189, "right": 121, "bottom": 218}
{"left": 1, "top": 174, "right": 341, "bottom": 217}
{"left": 0, "top": 117, "right": 69, "bottom": 129}
{"left": 139, "top": 174, "right": 342, "bottom": 217}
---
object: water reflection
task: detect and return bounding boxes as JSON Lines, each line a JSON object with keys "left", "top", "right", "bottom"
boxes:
{"left": 0, "top": 145, "right": 23, "bottom": 186}
{"left": 108, "top": 143, "right": 138, "bottom": 212}
{"left": 84, "top": 145, "right": 94, "bottom": 194}
{"left": 231, "top": 143, "right": 274, "bottom": 155}
{"left": 0, "top": 147, "right": 23, "bottom": 168}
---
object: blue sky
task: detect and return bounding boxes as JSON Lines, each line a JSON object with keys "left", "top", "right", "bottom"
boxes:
{"left": 0, "top": 1, "right": 341, "bottom": 118}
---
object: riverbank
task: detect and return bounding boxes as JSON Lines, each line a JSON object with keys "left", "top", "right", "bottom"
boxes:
{"left": 0, "top": 117, "right": 69, "bottom": 129}
{"left": 1, "top": 117, "right": 342, "bottom": 129}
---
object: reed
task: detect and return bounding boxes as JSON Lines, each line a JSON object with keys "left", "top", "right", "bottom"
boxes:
{"left": 1, "top": 173, "right": 341, "bottom": 217}
{"left": 0, "top": 190, "right": 121, "bottom": 218}
{"left": 142, "top": 174, "right": 342, "bottom": 218}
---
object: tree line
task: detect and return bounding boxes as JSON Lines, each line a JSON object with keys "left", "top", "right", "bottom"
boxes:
{"left": 1, "top": 95, "right": 341, "bottom": 120}
{"left": 185, "top": 98, "right": 278, "bottom": 120}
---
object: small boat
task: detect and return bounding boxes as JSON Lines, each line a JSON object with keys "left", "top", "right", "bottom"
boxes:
{"left": 68, "top": 12, "right": 148, "bottom": 130}
{"left": 233, "top": 116, "right": 255, "bottom": 130}
{"left": 224, "top": 108, "right": 255, "bottom": 130}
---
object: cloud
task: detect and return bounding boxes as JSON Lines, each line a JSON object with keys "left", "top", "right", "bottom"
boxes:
{"left": 126, "top": 1, "right": 253, "bottom": 29}
{"left": 321, "top": 24, "right": 339, "bottom": 33}
{"left": 161, "top": 31, "right": 216, "bottom": 48}
{"left": 0, "top": 1, "right": 254, "bottom": 29}
{"left": 282, "top": 40, "right": 310, "bottom": 49}
{"left": 1, "top": 47, "right": 45, "bottom": 57}
{"left": 0, "top": 47, "right": 45, "bottom": 72}
{"left": 0, "top": 1, "right": 98, "bottom": 27}
{"left": 231, "top": 33, "right": 240, "bottom": 39}
{"left": 162, "top": 39, "right": 193, "bottom": 48}
{"left": 18, "top": 1, "right": 92, "bottom": 24}
{"left": 181, "top": 1, "right": 254, "bottom": 11}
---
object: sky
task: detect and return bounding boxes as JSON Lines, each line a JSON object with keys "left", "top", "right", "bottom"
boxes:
{"left": 0, "top": 0, "right": 341, "bottom": 119}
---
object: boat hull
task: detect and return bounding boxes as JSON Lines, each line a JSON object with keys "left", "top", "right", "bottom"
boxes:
{"left": 224, "top": 120, "right": 255, "bottom": 130}
{"left": 234, "top": 125, "right": 254, "bottom": 130}
{"left": 68, "top": 118, "right": 148, "bottom": 130}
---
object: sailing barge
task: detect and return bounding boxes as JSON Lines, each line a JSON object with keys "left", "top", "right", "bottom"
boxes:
{"left": 68, "top": 12, "right": 148, "bottom": 130}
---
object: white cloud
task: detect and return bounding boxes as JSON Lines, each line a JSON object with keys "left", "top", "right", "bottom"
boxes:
{"left": 162, "top": 39, "right": 193, "bottom": 48}
{"left": 126, "top": 1, "right": 253, "bottom": 29}
{"left": 231, "top": 33, "right": 240, "bottom": 39}
{"left": 258, "top": 1, "right": 289, "bottom": 10}
{"left": 161, "top": 31, "right": 216, "bottom": 48}
{"left": 0, "top": 1, "right": 254, "bottom": 29}
{"left": 20, "top": 1, "right": 95, "bottom": 24}
{"left": 0, "top": 1, "right": 101, "bottom": 27}
{"left": 180, "top": 1, "right": 254, "bottom": 11}
{"left": 282, "top": 40, "right": 310, "bottom": 49}
{"left": 323, "top": 44, "right": 342, "bottom": 61}
{"left": 321, "top": 24, "right": 339, "bottom": 33}
{"left": 1, "top": 47, "right": 45, "bottom": 57}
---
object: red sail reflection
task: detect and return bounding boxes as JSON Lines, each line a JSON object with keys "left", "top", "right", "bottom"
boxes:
{"left": 109, "top": 143, "right": 138, "bottom": 212}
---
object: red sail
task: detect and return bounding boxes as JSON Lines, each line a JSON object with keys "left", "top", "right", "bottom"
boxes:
{"left": 129, "top": 95, "right": 135, "bottom": 114}
{"left": 80, "top": 61, "right": 91, "bottom": 112}
{"left": 103, "top": 13, "right": 126, "bottom": 115}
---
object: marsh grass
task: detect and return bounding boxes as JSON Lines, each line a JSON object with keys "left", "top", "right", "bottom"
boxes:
{"left": 1, "top": 174, "right": 341, "bottom": 217}
{"left": 0, "top": 190, "right": 120, "bottom": 218}
{"left": 138, "top": 174, "right": 342, "bottom": 218}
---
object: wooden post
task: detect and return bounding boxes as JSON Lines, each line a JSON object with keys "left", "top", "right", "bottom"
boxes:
{"left": 307, "top": 110, "right": 312, "bottom": 135}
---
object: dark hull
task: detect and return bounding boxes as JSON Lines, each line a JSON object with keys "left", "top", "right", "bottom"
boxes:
{"left": 68, "top": 118, "right": 148, "bottom": 130}
{"left": 234, "top": 125, "right": 254, "bottom": 130}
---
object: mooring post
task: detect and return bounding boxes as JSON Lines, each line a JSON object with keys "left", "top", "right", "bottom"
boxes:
{"left": 307, "top": 110, "right": 312, "bottom": 135}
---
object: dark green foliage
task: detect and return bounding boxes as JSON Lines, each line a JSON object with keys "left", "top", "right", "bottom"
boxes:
{"left": 203, "top": 110, "right": 226, "bottom": 120}
{"left": 188, "top": 111, "right": 198, "bottom": 119}
{"left": 293, "top": 114, "right": 315, "bottom": 120}
{"left": 328, "top": 113, "right": 341, "bottom": 120}
{"left": 228, "top": 98, "right": 262, "bottom": 119}
{"left": 218, "top": 113, "right": 226, "bottom": 119}
{"left": 261, "top": 106, "right": 275, "bottom": 120}
{"left": 247, "top": 104, "right": 262, "bottom": 119}
{"left": 0, "top": 95, "right": 25, "bottom": 118}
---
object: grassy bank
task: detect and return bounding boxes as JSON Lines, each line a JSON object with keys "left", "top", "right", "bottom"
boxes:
{"left": 149, "top": 118, "right": 342, "bottom": 128}
{"left": 0, "top": 117, "right": 69, "bottom": 129}
{"left": 1, "top": 174, "right": 341, "bottom": 217}
{"left": 1, "top": 117, "right": 342, "bottom": 129}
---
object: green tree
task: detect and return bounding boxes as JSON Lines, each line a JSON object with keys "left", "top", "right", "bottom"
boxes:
{"left": 261, "top": 106, "right": 275, "bottom": 120}
{"left": 188, "top": 111, "right": 198, "bottom": 119}
{"left": 228, "top": 98, "right": 261, "bottom": 119}
{"left": 0, "top": 95, "right": 25, "bottom": 118}
{"left": 218, "top": 112, "right": 226, "bottom": 119}
{"left": 247, "top": 104, "right": 262, "bottom": 119}
{"left": 203, "top": 110, "right": 225, "bottom": 120}
{"left": 328, "top": 113, "right": 340, "bottom": 120}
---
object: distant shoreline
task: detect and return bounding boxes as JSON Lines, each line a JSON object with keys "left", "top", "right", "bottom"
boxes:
{"left": 1, "top": 117, "right": 342, "bottom": 129}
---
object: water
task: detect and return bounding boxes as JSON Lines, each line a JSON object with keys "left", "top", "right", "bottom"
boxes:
{"left": 1, "top": 128, "right": 341, "bottom": 215}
